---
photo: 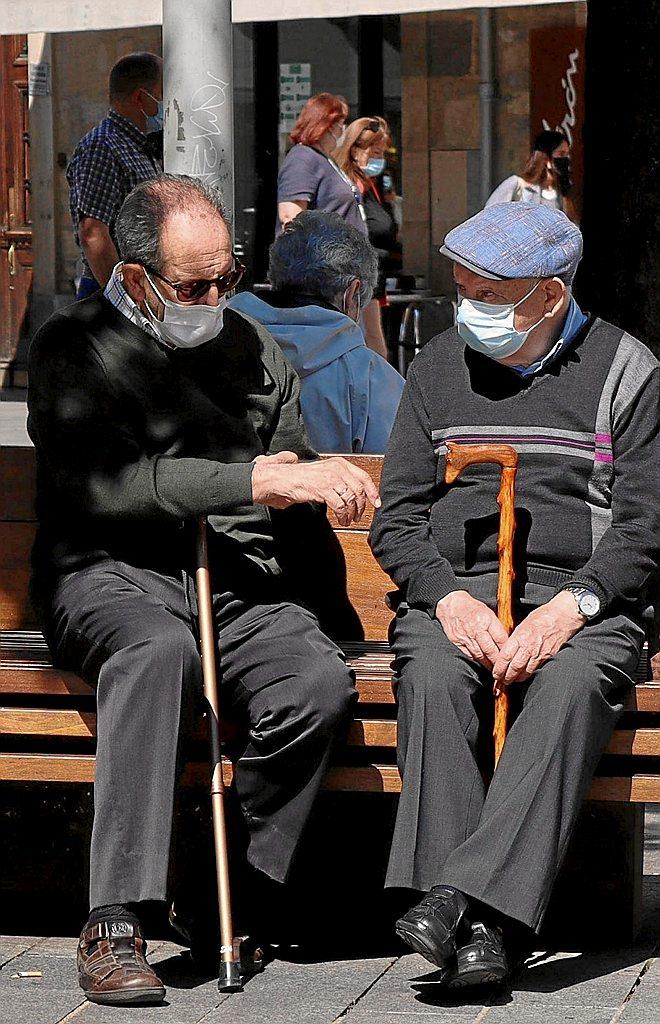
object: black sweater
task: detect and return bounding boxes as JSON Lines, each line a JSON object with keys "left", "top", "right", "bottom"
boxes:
{"left": 27, "top": 295, "right": 319, "bottom": 590}
{"left": 369, "top": 317, "right": 659, "bottom": 615}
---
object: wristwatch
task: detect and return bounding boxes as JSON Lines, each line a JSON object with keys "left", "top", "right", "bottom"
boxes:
{"left": 564, "top": 585, "right": 601, "bottom": 620}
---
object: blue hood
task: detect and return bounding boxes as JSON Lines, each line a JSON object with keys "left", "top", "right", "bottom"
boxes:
{"left": 229, "top": 292, "right": 366, "bottom": 378}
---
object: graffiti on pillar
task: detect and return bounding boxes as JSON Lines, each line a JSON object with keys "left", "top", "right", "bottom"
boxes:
{"left": 542, "top": 48, "right": 579, "bottom": 148}
{"left": 530, "top": 26, "right": 586, "bottom": 213}
{"left": 189, "top": 71, "right": 231, "bottom": 189}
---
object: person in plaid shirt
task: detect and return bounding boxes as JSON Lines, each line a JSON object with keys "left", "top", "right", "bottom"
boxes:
{"left": 67, "top": 52, "right": 163, "bottom": 298}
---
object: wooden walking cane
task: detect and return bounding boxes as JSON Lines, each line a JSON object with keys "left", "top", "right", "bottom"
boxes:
{"left": 194, "top": 516, "right": 248, "bottom": 992}
{"left": 443, "top": 442, "right": 519, "bottom": 765}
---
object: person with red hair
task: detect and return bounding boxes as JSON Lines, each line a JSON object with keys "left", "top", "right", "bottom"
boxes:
{"left": 277, "top": 93, "right": 368, "bottom": 238}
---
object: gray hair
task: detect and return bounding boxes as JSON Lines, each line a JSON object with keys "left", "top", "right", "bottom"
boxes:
{"left": 269, "top": 210, "right": 378, "bottom": 308}
{"left": 114, "top": 173, "right": 228, "bottom": 272}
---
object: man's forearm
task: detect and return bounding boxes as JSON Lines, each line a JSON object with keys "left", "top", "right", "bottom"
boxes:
{"left": 79, "top": 218, "right": 119, "bottom": 286}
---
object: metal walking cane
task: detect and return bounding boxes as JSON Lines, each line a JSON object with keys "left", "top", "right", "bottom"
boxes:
{"left": 443, "top": 442, "right": 519, "bottom": 765}
{"left": 194, "top": 516, "right": 264, "bottom": 992}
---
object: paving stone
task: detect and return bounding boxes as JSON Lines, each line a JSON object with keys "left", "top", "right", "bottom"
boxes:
{"left": 69, "top": 1000, "right": 227, "bottom": 1024}
{"left": 352, "top": 954, "right": 487, "bottom": 1019}
{"left": 0, "top": 935, "right": 43, "bottom": 969}
{"left": 200, "top": 955, "right": 395, "bottom": 1022}
{"left": 30, "top": 936, "right": 80, "bottom": 957}
{"left": 0, "top": 989, "right": 83, "bottom": 1024}
{"left": 343, "top": 1013, "right": 484, "bottom": 1023}
{"left": 484, "top": 1008, "right": 614, "bottom": 1024}
{"left": 0, "top": 951, "right": 79, "bottom": 990}
{"left": 511, "top": 949, "right": 650, "bottom": 1007}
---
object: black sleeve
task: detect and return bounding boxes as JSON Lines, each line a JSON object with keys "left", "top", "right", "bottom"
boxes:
{"left": 561, "top": 365, "right": 660, "bottom": 609}
{"left": 266, "top": 340, "right": 319, "bottom": 462}
{"left": 369, "top": 361, "right": 459, "bottom": 614}
{"left": 27, "top": 324, "right": 254, "bottom": 522}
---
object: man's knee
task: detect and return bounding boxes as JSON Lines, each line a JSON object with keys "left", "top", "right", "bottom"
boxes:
{"left": 295, "top": 657, "right": 356, "bottom": 735}
{"left": 397, "top": 649, "right": 472, "bottom": 707}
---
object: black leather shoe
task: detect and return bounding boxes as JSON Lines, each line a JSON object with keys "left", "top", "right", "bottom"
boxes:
{"left": 449, "top": 920, "right": 508, "bottom": 988}
{"left": 395, "top": 885, "right": 470, "bottom": 968}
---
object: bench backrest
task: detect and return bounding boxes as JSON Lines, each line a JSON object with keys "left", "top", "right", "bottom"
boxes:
{"left": 0, "top": 447, "right": 393, "bottom": 640}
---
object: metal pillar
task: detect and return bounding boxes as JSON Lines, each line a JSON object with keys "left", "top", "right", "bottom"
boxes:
{"left": 478, "top": 9, "right": 495, "bottom": 207}
{"left": 162, "top": 0, "right": 235, "bottom": 229}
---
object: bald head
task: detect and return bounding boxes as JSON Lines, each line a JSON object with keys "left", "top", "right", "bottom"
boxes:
{"left": 114, "top": 173, "right": 230, "bottom": 276}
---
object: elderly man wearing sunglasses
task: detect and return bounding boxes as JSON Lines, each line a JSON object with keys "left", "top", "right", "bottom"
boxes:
{"left": 27, "top": 173, "right": 379, "bottom": 1007}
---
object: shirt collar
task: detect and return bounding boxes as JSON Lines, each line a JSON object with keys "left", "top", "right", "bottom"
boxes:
{"left": 103, "top": 263, "right": 158, "bottom": 338}
{"left": 107, "top": 107, "right": 150, "bottom": 150}
{"left": 510, "top": 296, "right": 588, "bottom": 377}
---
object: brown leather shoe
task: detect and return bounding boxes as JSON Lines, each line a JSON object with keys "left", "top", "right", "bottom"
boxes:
{"left": 77, "top": 919, "right": 166, "bottom": 1005}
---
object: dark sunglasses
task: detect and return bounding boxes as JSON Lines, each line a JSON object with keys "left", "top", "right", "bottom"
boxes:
{"left": 142, "top": 255, "right": 246, "bottom": 302}
{"left": 365, "top": 119, "right": 381, "bottom": 132}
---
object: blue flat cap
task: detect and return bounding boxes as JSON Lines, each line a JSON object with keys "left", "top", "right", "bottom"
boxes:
{"left": 440, "top": 203, "right": 583, "bottom": 284}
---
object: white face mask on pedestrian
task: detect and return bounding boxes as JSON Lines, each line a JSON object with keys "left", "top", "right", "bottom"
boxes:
{"left": 456, "top": 280, "right": 546, "bottom": 359}
{"left": 142, "top": 270, "right": 226, "bottom": 349}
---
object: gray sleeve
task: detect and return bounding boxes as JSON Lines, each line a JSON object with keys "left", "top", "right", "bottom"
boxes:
{"left": 485, "top": 176, "right": 519, "bottom": 207}
{"left": 277, "top": 146, "right": 324, "bottom": 204}
{"left": 560, "top": 353, "right": 660, "bottom": 610}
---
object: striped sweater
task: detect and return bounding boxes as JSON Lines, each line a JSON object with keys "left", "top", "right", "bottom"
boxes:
{"left": 369, "top": 317, "right": 659, "bottom": 615}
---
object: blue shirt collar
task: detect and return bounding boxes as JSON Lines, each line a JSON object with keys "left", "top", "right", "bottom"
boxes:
{"left": 510, "top": 297, "right": 588, "bottom": 377}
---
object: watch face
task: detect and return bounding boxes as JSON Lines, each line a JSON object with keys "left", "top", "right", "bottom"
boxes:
{"left": 579, "top": 592, "right": 600, "bottom": 617}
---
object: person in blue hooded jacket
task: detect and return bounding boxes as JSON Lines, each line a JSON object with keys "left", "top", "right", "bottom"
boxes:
{"left": 229, "top": 210, "right": 404, "bottom": 454}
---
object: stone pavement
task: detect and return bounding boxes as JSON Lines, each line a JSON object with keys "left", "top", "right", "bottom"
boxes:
{"left": 0, "top": 927, "right": 658, "bottom": 1024}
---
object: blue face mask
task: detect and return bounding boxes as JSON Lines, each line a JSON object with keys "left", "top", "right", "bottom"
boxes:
{"left": 456, "top": 280, "right": 545, "bottom": 359}
{"left": 142, "top": 91, "right": 164, "bottom": 134}
{"left": 365, "top": 157, "right": 386, "bottom": 178}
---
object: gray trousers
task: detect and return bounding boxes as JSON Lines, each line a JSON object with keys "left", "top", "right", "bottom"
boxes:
{"left": 44, "top": 560, "right": 356, "bottom": 909}
{"left": 386, "top": 602, "right": 644, "bottom": 931}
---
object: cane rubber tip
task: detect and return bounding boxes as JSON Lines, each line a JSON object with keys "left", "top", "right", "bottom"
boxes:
{"left": 218, "top": 961, "right": 244, "bottom": 992}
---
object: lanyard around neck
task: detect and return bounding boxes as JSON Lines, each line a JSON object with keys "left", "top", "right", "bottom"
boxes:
{"left": 323, "top": 154, "right": 367, "bottom": 223}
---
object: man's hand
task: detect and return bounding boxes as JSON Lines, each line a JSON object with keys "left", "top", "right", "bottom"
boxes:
{"left": 252, "top": 452, "right": 381, "bottom": 527}
{"left": 492, "top": 591, "right": 587, "bottom": 687}
{"left": 435, "top": 590, "right": 509, "bottom": 668}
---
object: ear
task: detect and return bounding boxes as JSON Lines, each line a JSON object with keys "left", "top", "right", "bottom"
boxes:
{"left": 122, "top": 263, "right": 147, "bottom": 306}
{"left": 542, "top": 277, "right": 566, "bottom": 316}
{"left": 345, "top": 278, "right": 361, "bottom": 314}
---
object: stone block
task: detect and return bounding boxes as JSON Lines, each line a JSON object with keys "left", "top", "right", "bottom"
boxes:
{"left": 352, "top": 953, "right": 487, "bottom": 1018}
{"left": 430, "top": 151, "right": 468, "bottom": 245}
{"left": 400, "top": 222, "right": 430, "bottom": 278}
{"left": 0, "top": 990, "right": 82, "bottom": 1024}
{"left": 428, "top": 18, "right": 474, "bottom": 79}
{"left": 402, "top": 151, "right": 430, "bottom": 225}
{"left": 402, "top": 77, "right": 429, "bottom": 151}
{"left": 401, "top": 14, "right": 428, "bottom": 78}
{"left": 429, "top": 78, "right": 479, "bottom": 152}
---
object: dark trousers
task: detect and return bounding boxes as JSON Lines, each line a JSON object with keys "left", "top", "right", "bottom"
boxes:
{"left": 386, "top": 602, "right": 644, "bottom": 932}
{"left": 44, "top": 560, "right": 356, "bottom": 909}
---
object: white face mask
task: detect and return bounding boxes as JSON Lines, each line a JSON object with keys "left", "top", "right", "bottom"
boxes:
{"left": 143, "top": 270, "right": 226, "bottom": 348}
{"left": 333, "top": 124, "right": 346, "bottom": 147}
{"left": 456, "top": 280, "right": 545, "bottom": 359}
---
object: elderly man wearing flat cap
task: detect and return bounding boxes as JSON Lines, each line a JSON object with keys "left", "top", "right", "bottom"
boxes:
{"left": 370, "top": 203, "right": 659, "bottom": 987}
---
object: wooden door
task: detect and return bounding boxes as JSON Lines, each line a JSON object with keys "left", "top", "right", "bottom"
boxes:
{"left": 0, "top": 36, "right": 32, "bottom": 388}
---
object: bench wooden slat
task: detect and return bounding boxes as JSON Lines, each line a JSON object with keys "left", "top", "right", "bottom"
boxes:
{"left": 0, "top": 753, "right": 658, "bottom": 803}
{"left": 2, "top": 707, "right": 657, "bottom": 759}
{"left": 0, "top": 445, "right": 36, "bottom": 521}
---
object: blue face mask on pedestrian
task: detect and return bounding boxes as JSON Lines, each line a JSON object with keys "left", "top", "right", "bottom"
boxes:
{"left": 456, "top": 280, "right": 546, "bottom": 359}
{"left": 142, "top": 90, "right": 164, "bottom": 134}
{"left": 365, "top": 157, "right": 386, "bottom": 178}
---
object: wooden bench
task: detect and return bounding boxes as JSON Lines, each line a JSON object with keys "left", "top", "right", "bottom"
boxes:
{"left": 1, "top": 445, "right": 659, "bottom": 801}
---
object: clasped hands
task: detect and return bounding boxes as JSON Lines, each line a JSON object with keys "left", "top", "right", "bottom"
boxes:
{"left": 435, "top": 589, "right": 587, "bottom": 687}
{"left": 251, "top": 450, "right": 380, "bottom": 527}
